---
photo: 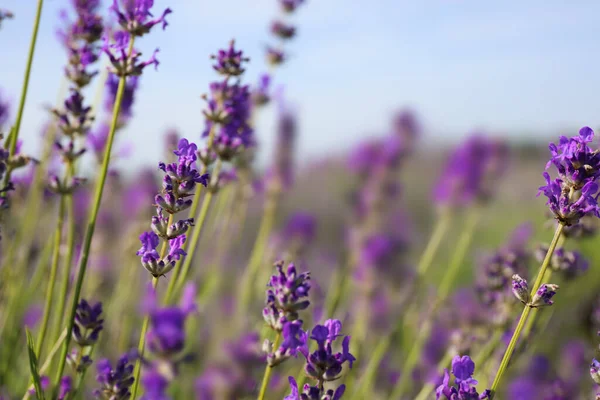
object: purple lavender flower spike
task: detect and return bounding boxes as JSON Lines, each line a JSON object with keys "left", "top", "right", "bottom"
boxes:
{"left": 538, "top": 173, "right": 600, "bottom": 225}
{"left": 58, "top": 376, "right": 73, "bottom": 400}
{"left": 436, "top": 356, "right": 490, "bottom": 399}
{"left": 433, "top": 135, "right": 508, "bottom": 209}
{"left": 111, "top": 0, "right": 172, "bottom": 37}
{"left": 73, "top": 299, "right": 104, "bottom": 346}
{"left": 280, "top": 0, "right": 305, "bottom": 13}
{"left": 530, "top": 284, "right": 559, "bottom": 307}
{"left": 535, "top": 245, "right": 589, "bottom": 280}
{"left": 271, "top": 21, "right": 296, "bottom": 39}
{"left": 265, "top": 320, "right": 307, "bottom": 367}
{"left": 140, "top": 369, "right": 170, "bottom": 400}
{"left": 94, "top": 354, "right": 135, "bottom": 399}
{"left": 211, "top": 40, "right": 249, "bottom": 77}
{"left": 263, "top": 261, "right": 311, "bottom": 331}
{"left": 511, "top": 274, "right": 530, "bottom": 305}
{"left": 102, "top": 32, "right": 160, "bottom": 77}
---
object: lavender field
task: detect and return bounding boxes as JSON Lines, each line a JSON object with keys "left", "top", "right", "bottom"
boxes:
{"left": 1, "top": 1, "right": 600, "bottom": 399}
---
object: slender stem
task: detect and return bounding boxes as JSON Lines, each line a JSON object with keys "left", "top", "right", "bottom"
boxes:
{"left": 351, "top": 336, "right": 391, "bottom": 400}
{"left": 488, "top": 223, "right": 564, "bottom": 398}
{"left": 50, "top": 163, "right": 77, "bottom": 347}
{"left": 35, "top": 195, "right": 66, "bottom": 358}
{"left": 6, "top": 0, "right": 43, "bottom": 158}
{"left": 52, "top": 39, "right": 135, "bottom": 395}
{"left": 390, "top": 209, "right": 480, "bottom": 398}
{"left": 238, "top": 190, "right": 279, "bottom": 317}
{"left": 130, "top": 213, "right": 173, "bottom": 398}
{"left": 416, "top": 210, "right": 452, "bottom": 276}
{"left": 257, "top": 333, "right": 281, "bottom": 400}
{"left": 130, "top": 277, "right": 159, "bottom": 398}
{"left": 414, "top": 350, "right": 455, "bottom": 400}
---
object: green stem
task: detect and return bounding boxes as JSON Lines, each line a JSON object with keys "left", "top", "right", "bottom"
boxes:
{"left": 238, "top": 190, "right": 279, "bottom": 317}
{"left": 414, "top": 350, "right": 455, "bottom": 400}
{"left": 473, "top": 329, "right": 503, "bottom": 368}
{"left": 52, "top": 39, "right": 135, "bottom": 395}
{"left": 23, "top": 329, "right": 67, "bottom": 400}
{"left": 50, "top": 163, "right": 76, "bottom": 348}
{"left": 488, "top": 223, "right": 564, "bottom": 398}
{"left": 130, "top": 277, "right": 159, "bottom": 398}
{"left": 35, "top": 195, "right": 66, "bottom": 358}
{"left": 257, "top": 333, "right": 281, "bottom": 400}
{"left": 390, "top": 209, "right": 480, "bottom": 398}
{"left": 6, "top": 0, "right": 43, "bottom": 158}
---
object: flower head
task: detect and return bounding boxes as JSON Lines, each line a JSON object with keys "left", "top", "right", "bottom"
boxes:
{"left": 94, "top": 354, "right": 135, "bottom": 399}
{"left": 537, "top": 173, "right": 600, "bottom": 225}
{"left": 530, "top": 284, "right": 559, "bottom": 308}
{"left": 103, "top": 32, "right": 159, "bottom": 77}
{"left": 73, "top": 299, "right": 104, "bottom": 346}
{"left": 285, "top": 376, "right": 346, "bottom": 400}
{"left": 211, "top": 40, "right": 249, "bottom": 77}
{"left": 436, "top": 356, "right": 490, "bottom": 399}
{"left": 110, "top": 0, "right": 172, "bottom": 37}
{"left": 263, "top": 261, "right": 311, "bottom": 330}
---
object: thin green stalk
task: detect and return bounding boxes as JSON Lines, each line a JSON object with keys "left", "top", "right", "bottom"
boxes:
{"left": 414, "top": 350, "right": 455, "bottom": 400}
{"left": 165, "top": 160, "right": 222, "bottom": 303}
{"left": 131, "top": 215, "right": 173, "bottom": 398}
{"left": 390, "top": 209, "right": 480, "bottom": 399}
{"left": 50, "top": 163, "right": 76, "bottom": 347}
{"left": 238, "top": 190, "right": 279, "bottom": 317}
{"left": 130, "top": 280, "right": 158, "bottom": 398}
{"left": 351, "top": 336, "right": 390, "bottom": 400}
{"left": 35, "top": 195, "right": 66, "bottom": 358}
{"left": 52, "top": 39, "right": 135, "bottom": 395}
{"left": 257, "top": 332, "right": 281, "bottom": 400}
{"left": 6, "top": 0, "right": 43, "bottom": 158}
{"left": 488, "top": 223, "right": 564, "bottom": 398}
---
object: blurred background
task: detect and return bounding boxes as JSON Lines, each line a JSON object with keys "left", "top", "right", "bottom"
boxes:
{"left": 2, "top": 1, "right": 600, "bottom": 399}
{"left": 3, "top": 0, "right": 600, "bottom": 168}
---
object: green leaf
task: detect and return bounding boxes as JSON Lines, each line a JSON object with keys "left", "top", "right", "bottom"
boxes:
{"left": 26, "top": 329, "right": 46, "bottom": 400}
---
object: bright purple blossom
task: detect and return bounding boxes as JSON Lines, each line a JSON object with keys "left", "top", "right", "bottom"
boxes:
{"left": 538, "top": 173, "right": 600, "bottom": 225}
{"left": 436, "top": 355, "right": 490, "bottom": 399}
{"left": 102, "top": 31, "right": 159, "bottom": 77}
{"left": 211, "top": 40, "right": 249, "bottom": 77}
{"left": 530, "top": 284, "right": 559, "bottom": 307}
{"left": 94, "top": 354, "right": 135, "bottom": 399}
{"left": 265, "top": 320, "right": 307, "bottom": 366}
{"left": 73, "top": 299, "right": 104, "bottom": 346}
{"left": 263, "top": 261, "right": 311, "bottom": 330}
{"left": 110, "top": 0, "right": 172, "bottom": 37}
{"left": 546, "top": 127, "right": 600, "bottom": 188}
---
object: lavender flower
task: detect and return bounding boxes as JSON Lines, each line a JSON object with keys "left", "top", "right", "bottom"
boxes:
{"left": 266, "top": 46, "right": 285, "bottom": 66}
{"left": 436, "top": 355, "right": 490, "bottom": 399}
{"left": 433, "top": 135, "right": 508, "bottom": 209}
{"left": 535, "top": 245, "right": 589, "bottom": 280}
{"left": 511, "top": 274, "right": 529, "bottom": 305}
{"left": 52, "top": 89, "right": 95, "bottom": 138}
{"left": 110, "top": 0, "right": 172, "bottom": 37}
{"left": 58, "top": 376, "right": 73, "bottom": 400}
{"left": 264, "top": 320, "right": 307, "bottom": 367}
{"left": 539, "top": 127, "right": 600, "bottom": 225}
{"left": 530, "top": 284, "right": 559, "bottom": 308}
{"left": 73, "top": 299, "right": 104, "bottom": 346}
{"left": 263, "top": 261, "right": 311, "bottom": 331}
{"left": 140, "top": 369, "right": 170, "bottom": 400}
{"left": 591, "top": 359, "right": 600, "bottom": 384}
{"left": 103, "top": 31, "right": 159, "bottom": 77}
{"left": 280, "top": 0, "right": 305, "bottom": 13}
{"left": 94, "top": 354, "right": 135, "bottom": 399}
{"left": 271, "top": 21, "right": 296, "bottom": 39}
{"left": 287, "top": 320, "right": 354, "bottom": 397}
{"left": 137, "top": 138, "right": 208, "bottom": 277}
{"left": 211, "top": 40, "right": 249, "bottom": 77}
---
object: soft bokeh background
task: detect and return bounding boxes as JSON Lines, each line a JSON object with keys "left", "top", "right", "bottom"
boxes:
{"left": 3, "top": 0, "right": 600, "bottom": 168}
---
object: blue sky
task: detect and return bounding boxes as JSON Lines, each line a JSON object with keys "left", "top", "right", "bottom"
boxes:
{"left": 2, "top": 0, "right": 599, "bottom": 167}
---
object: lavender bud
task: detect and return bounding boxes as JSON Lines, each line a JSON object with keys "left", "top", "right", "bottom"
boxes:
{"left": 530, "top": 284, "right": 559, "bottom": 308}
{"left": 591, "top": 359, "right": 600, "bottom": 385}
{"left": 511, "top": 274, "right": 530, "bottom": 305}
{"left": 73, "top": 299, "right": 104, "bottom": 346}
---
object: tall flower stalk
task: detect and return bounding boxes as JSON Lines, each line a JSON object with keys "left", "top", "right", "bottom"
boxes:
{"left": 489, "top": 127, "right": 600, "bottom": 397}
{"left": 53, "top": 0, "right": 171, "bottom": 393}
{"left": 163, "top": 40, "right": 253, "bottom": 304}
